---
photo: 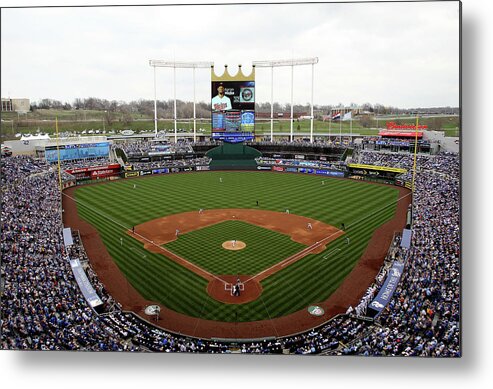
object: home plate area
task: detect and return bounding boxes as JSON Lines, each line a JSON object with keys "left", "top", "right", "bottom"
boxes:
{"left": 206, "top": 275, "right": 263, "bottom": 304}
{"left": 225, "top": 279, "right": 244, "bottom": 296}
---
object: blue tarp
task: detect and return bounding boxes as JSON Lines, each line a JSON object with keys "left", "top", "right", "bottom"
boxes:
{"left": 401, "top": 228, "right": 412, "bottom": 249}
{"left": 63, "top": 227, "right": 73, "bottom": 247}
{"left": 69, "top": 258, "right": 103, "bottom": 308}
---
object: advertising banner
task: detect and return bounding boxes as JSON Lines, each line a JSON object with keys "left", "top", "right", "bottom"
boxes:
{"left": 125, "top": 172, "right": 140, "bottom": 178}
{"left": 65, "top": 163, "right": 121, "bottom": 175}
{"left": 90, "top": 169, "right": 119, "bottom": 179}
{"left": 298, "top": 168, "right": 315, "bottom": 174}
{"left": 140, "top": 170, "right": 152, "bottom": 176}
{"left": 62, "top": 180, "right": 76, "bottom": 189}
{"left": 315, "top": 169, "right": 345, "bottom": 177}
{"left": 348, "top": 163, "right": 407, "bottom": 174}
{"left": 195, "top": 166, "right": 210, "bottom": 171}
{"left": 152, "top": 168, "right": 169, "bottom": 175}
{"left": 369, "top": 262, "right": 405, "bottom": 314}
{"left": 272, "top": 166, "right": 284, "bottom": 172}
{"left": 69, "top": 258, "right": 103, "bottom": 309}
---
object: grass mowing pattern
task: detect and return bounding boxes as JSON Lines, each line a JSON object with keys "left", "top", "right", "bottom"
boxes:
{"left": 74, "top": 171, "right": 399, "bottom": 322}
{"left": 165, "top": 220, "right": 306, "bottom": 275}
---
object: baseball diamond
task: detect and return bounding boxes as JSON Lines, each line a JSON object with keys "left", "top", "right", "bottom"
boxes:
{"left": 1, "top": 2, "right": 461, "bottom": 361}
{"left": 62, "top": 171, "right": 410, "bottom": 339}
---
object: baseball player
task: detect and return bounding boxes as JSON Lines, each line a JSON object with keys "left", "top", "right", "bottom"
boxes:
{"left": 307, "top": 222, "right": 313, "bottom": 230}
{"left": 175, "top": 229, "right": 180, "bottom": 237}
{"left": 212, "top": 83, "right": 232, "bottom": 112}
{"left": 232, "top": 239, "right": 236, "bottom": 248}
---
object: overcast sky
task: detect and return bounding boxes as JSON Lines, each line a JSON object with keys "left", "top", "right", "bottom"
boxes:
{"left": 1, "top": 1, "right": 460, "bottom": 108}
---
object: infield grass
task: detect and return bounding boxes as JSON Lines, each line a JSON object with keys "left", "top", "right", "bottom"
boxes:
{"left": 165, "top": 220, "right": 306, "bottom": 275}
{"left": 73, "top": 171, "right": 400, "bottom": 322}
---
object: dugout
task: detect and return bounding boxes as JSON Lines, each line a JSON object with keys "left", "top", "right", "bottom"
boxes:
{"left": 206, "top": 142, "right": 261, "bottom": 170}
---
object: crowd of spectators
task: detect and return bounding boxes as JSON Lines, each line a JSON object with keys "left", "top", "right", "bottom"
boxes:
{"left": 113, "top": 141, "right": 194, "bottom": 157}
{"left": 59, "top": 157, "right": 113, "bottom": 170}
{"left": 330, "top": 150, "right": 460, "bottom": 356}
{"left": 0, "top": 155, "right": 47, "bottom": 187}
{"left": 248, "top": 138, "right": 350, "bottom": 148}
{"left": 255, "top": 157, "right": 340, "bottom": 170}
{"left": 128, "top": 157, "right": 211, "bottom": 171}
{"left": 361, "top": 136, "right": 431, "bottom": 147}
{"left": 0, "top": 156, "right": 136, "bottom": 351}
{"left": 0, "top": 148, "right": 459, "bottom": 356}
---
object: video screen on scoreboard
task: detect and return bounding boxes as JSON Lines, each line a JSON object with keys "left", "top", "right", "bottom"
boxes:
{"left": 211, "top": 81, "right": 255, "bottom": 141}
{"left": 45, "top": 142, "right": 110, "bottom": 163}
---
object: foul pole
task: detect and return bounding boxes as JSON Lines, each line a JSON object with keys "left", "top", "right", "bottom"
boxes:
{"left": 411, "top": 114, "right": 420, "bottom": 192}
{"left": 153, "top": 66, "right": 158, "bottom": 136}
{"left": 55, "top": 117, "right": 62, "bottom": 192}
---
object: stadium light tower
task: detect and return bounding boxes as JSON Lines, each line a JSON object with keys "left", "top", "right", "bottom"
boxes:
{"left": 253, "top": 57, "right": 318, "bottom": 142}
{"left": 149, "top": 60, "right": 213, "bottom": 142}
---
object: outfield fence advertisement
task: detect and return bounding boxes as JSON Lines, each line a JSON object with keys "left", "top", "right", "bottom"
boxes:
{"left": 65, "top": 163, "right": 121, "bottom": 181}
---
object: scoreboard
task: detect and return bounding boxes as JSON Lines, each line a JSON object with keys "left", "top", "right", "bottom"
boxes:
{"left": 211, "top": 66, "right": 255, "bottom": 143}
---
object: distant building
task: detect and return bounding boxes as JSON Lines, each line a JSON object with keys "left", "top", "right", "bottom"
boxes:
{"left": 1, "top": 98, "right": 30, "bottom": 112}
{"left": 323, "top": 107, "right": 365, "bottom": 121}
{"left": 329, "top": 107, "right": 363, "bottom": 116}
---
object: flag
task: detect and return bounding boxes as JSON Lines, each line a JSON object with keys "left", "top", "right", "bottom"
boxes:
{"left": 331, "top": 112, "right": 341, "bottom": 121}
{"left": 342, "top": 111, "right": 352, "bottom": 121}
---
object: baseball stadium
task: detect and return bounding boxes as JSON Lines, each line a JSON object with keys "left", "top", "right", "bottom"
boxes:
{"left": 0, "top": 61, "right": 460, "bottom": 356}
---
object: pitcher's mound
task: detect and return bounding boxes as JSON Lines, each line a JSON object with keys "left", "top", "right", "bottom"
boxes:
{"left": 222, "top": 240, "right": 246, "bottom": 251}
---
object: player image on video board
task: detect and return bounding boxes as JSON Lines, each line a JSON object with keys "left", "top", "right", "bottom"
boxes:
{"left": 211, "top": 78, "right": 255, "bottom": 143}
{"left": 211, "top": 81, "right": 255, "bottom": 112}
{"left": 211, "top": 80, "right": 255, "bottom": 132}
{"left": 211, "top": 83, "right": 232, "bottom": 112}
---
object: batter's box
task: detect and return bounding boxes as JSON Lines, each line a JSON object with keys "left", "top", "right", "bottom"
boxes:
{"left": 225, "top": 283, "right": 244, "bottom": 292}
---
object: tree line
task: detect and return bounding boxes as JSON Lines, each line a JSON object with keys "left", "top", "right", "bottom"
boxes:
{"left": 30, "top": 97, "right": 459, "bottom": 119}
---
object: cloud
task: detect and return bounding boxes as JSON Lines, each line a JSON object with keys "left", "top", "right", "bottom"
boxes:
{"left": 1, "top": 1, "right": 459, "bottom": 108}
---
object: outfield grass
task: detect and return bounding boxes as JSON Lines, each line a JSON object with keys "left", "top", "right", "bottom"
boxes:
{"left": 74, "top": 171, "right": 399, "bottom": 322}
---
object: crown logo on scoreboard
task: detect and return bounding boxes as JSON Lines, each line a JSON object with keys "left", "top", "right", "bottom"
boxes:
{"left": 211, "top": 64, "right": 255, "bottom": 81}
